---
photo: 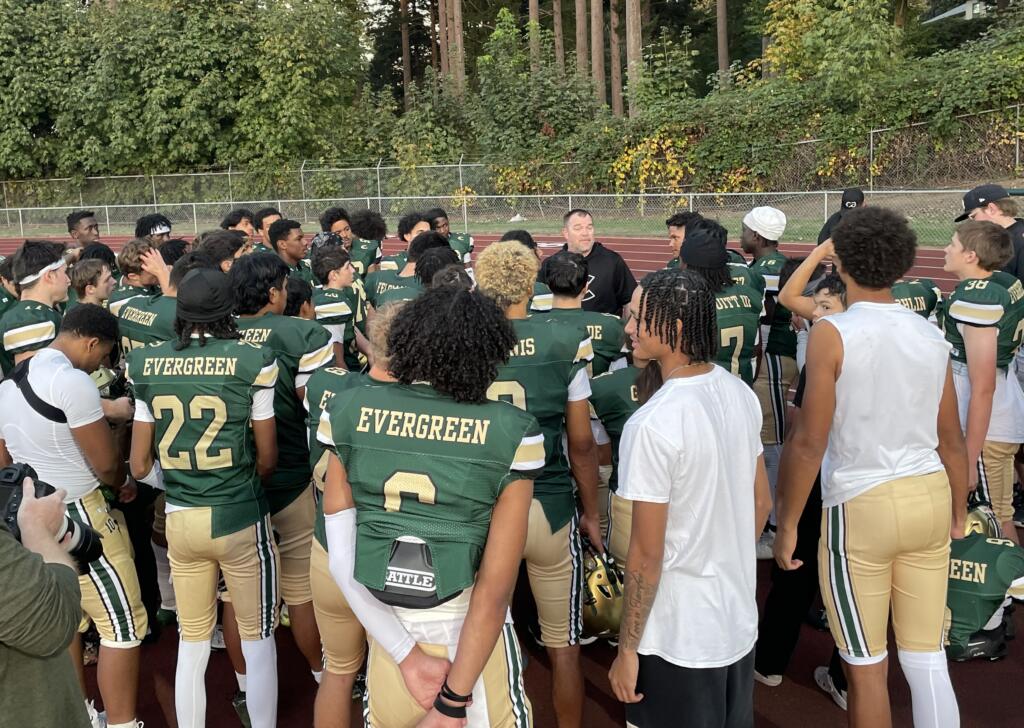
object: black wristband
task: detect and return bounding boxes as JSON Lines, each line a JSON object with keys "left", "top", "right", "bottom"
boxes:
{"left": 441, "top": 679, "right": 473, "bottom": 703}
{"left": 433, "top": 694, "right": 468, "bottom": 719}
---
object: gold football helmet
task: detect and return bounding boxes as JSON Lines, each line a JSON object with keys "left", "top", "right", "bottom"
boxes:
{"left": 582, "top": 551, "right": 624, "bottom": 639}
{"left": 965, "top": 504, "right": 1000, "bottom": 539}
{"left": 90, "top": 366, "right": 117, "bottom": 397}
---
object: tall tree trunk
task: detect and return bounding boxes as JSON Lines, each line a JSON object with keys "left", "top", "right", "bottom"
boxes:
{"left": 529, "top": 0, "right": 540, "bottom": 73}
{"left": 429, "top": 0, "right": 438, "bottom": 75}
{"left": 553, "top": 0, "right": 565, "bottom": 75}
{"left": 438, "top": 0, "right": 449, "bottom": 76}
{"left": 575, "top": 0, "right": 588, "bottom": 77}
{"left": 640, "top": 0, "right": 651, "bottom": 46}
{"left": 625, "top": 0, "right": 641, "bottom": 117}
{"left": 716, "top": 0, "right": 729, "bottom": 86}
{"left": 446, "top": 0, "right": 457, "bottom": 82}
{"left": 609, "top": 0, "right": 623, "bottom": 116}
{"left": 400, "top": 0, "right": 412, "bottom": 109}
{"left": 590, "top": 0, "right": 606, "bottom": 105}
{"left": 452, "top": 0, "right": 465, "bottom": 94}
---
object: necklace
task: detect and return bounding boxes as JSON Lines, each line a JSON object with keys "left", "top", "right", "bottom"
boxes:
{"left": 663, "top": 361, "right": 708, "bottom": 380}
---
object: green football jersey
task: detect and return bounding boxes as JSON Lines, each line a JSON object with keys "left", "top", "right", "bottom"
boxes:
{"left": 946, "top": 534, "right": 1024, "bottom": 649}
{"left": 892, "top": 278, "right": 942, "bottom": 319}
{"left": 349, "top": 239, "right": 383, "bottom": 279}
{"left": 944, "top": 272, "right": 1024, "bottom": 368}
{"left": 118, "top": 295, "right": 177, "bottom": 352}
{"left": 447, "top": 231, "right": 474, "bottom": 263}
{"left": 237, "top": 312, "right": 334, "bottom": 512}
{"left": 378, "top": 251, "right": 408, "bottom": 272}
{"left": 286, "top": 258, "right": 315, "bottom": 286}
{"left": 666, "top": 256, "right": 680, "bottom": 269}
{"left": 108, "top": 283, "right": 156, "bottom": 317}
{"left": 727, "top": 249, "right": 747, "bottom": 265}
{"left": 729, "top": 262, "right": 766, "bottom": 296}
{"left": 303, "top": 367, "right": 373, "bottom": 549}
{"left": 588, "top": 366, "right": 640, "bottom": 493}
{"left": 253, "top": 242, "right": 274, "bottom": 255}
{"left": 364, "top": 269, "right": 422, "bottom": 308}
{"left": 529, "top": 281, "right": 553, "bottom": 313}
{"left": 64, "top": 288, "right": 80, "bottom": 312}
{"left": 544, "top": 308, "right": 628, "bottom": 376}
{"left": 750, "top": 250, "right": 796, "bottom": 358}
{"left": 1, "top": 301, "right": 62, "bottom": 360}
{"left": 127, "top": 337, "right": 279, "bottom": 537}
{"left": 318, "top": 381, "right": 544, "bottom": 600}
{"left": 715, "top": 282, "right": 764, "bottom": 386}
{"left": 0, "top": 288, "right": 19, "bottom": 375}
{"left": 488, "top": 316, "right": 593, "bottom": 531}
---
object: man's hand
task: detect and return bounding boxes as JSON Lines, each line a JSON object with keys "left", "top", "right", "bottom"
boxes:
{"left": 140, "top": 249, "right": 171, "bottom": 291}
{"left": 16, "top": 479, "right": 67, "bottom": 541}
{"left": 967, "top": 462, "right": 979, "bottom": 493}
{"left": 101, "top": 397, "right": 135, "bottom": 425}
{"left": 413, "top": 707, "right": 467, "bottom": 728}
{"left": 579, "top": 510, "right": 603, "bottom": 552}
{"left": 773, "top": 525, "right": 802, "bottom": 571}
{"left": 398, "top": 646, "right": 451, "bottom": 710}
{"left": 609, "top": 647, "right": 643, "bottom": 704}
{"left": 950, "top": 522, "right": 966, "bottom": 541}
{"left": 118, "top": 479, "right": 138, "bottom": 504}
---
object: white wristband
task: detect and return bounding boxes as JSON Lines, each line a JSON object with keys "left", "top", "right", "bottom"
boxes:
{"left": 138, "top": 460, "right": 165, "bottom": 491}
{"left": 325, "top": 509, "right": 415, "bottom": 664}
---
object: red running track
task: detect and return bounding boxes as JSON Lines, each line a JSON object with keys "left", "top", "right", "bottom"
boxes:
{"left": 0, "top": 234, "right": 957, "bottom": 292}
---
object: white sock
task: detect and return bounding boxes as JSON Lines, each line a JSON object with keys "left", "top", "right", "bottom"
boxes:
{"left": 151, "top": 542, "right": 176, "bottom": 611}
{"left": 241, "top": 637, "right": 278, "bottom": 728}
{"left": 312, "top": 669, "right": 322, "bottom": 684}
{"left": 235, "top": 671, "right": 247, "bottom": 692}
{"left": 898, "top": 649, "right": 960, "bottom": 728}
{"left": 175, "top": 638, "right": 211, "bottom": 728}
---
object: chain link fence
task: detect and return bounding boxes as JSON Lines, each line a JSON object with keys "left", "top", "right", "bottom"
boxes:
{"left": 0, "top": 190, "right": 970, "bottom": 247}
{"left": 1, "top": 106, "right": 1021, "bottom": 208}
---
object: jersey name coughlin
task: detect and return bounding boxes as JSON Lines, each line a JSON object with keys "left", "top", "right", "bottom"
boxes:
{"left": 355, "top": 406, "right": 491, "bottom": 444}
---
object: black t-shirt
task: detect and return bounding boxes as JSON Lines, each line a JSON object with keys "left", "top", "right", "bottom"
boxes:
{"left": 1001, "top": 219, "right": 1024, "bottom": 283}
{"left": 541, "top": 242, "right": 637, "bottom": 315}
{"left": 817, "top": 211, "right": 844, "bottom": 244}
{"left": 793, "top": 367, "right": 807, "bottom": 408}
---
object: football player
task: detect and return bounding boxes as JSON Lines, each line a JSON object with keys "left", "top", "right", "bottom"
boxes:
{"left": 319, "top": 207, "right": 354, "bottom": 249}
{"left": 943, "top": 220, "right": 1024, "bottom": 543}
{"left": 680, "top": 220, "right": 763, "bottom": 387}
{"left": 253, "top": 207, "right": 282, "bottom": 254}
{"left": 128, "top": 268, "right": 281, "bottom": 728}
{"left": 267, "top": 218, "right": 314, "bottom": 285}
{"left": 664, "top": 211, "right": 702, "bottom": 269}
{"left": 476, "top": 241, "right": 600, "bottom": 728}
{"left": 364, "top": 231, "right": 449, "bottom": 310}
{"left": 194, "top": 229, "right": 249, "bottom": 273}
{"left": 311, "top": 245, "right": 369, "bottom": 369}
{"left": 348, "top": 209, "right": 387, "bottom": 278}
{"left": 320, "top": 284, "right": 541, "bottom": 726}
{"left": 500, "top": 230, "right": 553, "bottom": 312}
{"left": 227, "top": 254, "right": 334, "bottom": 688}
{"left": 0, "top": 257, "right": 16, "bottom": 375}
{"left": 426, "top": 206, "right": 474, "bottom": 264}
{"left": 1, "top": 241, "right": 69, "bottom": 367}
{"left": 68, "top": 259, "right": 115, "bottom": 311}
{"left": 133, "top": 213, "right": 172, "bottom": 247}
{"left": 892, "top": 277, "right": 943, "bottom": 321}
{"left": 108, "top": 239, "right": 162, "bottom": 316}
{"left": 220, "top": 209, "right": 255, "bottom": 239}
{"left": 378, "top": 212, "right": 430, "bottom": 272}
{"left": 286, "top": 278, "right": 316, "bottom": 319}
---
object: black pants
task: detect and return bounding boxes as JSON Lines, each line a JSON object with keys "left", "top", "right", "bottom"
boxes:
{"left": 753, "top": 480, "right": 847, "bottom": 691}
{"left": 626, "top": 649, "right": 754, "bottom": 728}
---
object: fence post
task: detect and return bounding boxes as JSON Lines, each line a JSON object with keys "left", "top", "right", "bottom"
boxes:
{"left": 458, "top": 155, "right": 468, "bottom": 233}
{"left": 104, "top": 206, "right": 111, "bottom": 236}
{"left": 151, "top": 175, "right": 158, "bottom": 210}
{"left": 688, "top": 194, "right": 694, "bottom": 212}
{"left": 299, "top": 161, "right": 308, "bottom": 224}
{"left": 868, "top": 131, "right": 874, "bottom": 191}
{"left": 17, "top": 208, "right": 23, "bottom": 238}
{"left": 2, "top": 181, "right": 9, "bottom": 228}
{"left": 823, "top": 191, "right": 829, "bottom": 223}
{"left": 375, "top": 159, "right": 383, "bottom": 210}
{"left": 228, "top": 164, "right": 234, "bottom": 205}
{"left": 193, "top": 203, "right": 199, "bottom": 235}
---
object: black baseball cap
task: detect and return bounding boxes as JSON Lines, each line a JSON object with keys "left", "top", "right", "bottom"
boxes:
{"left": 841, "top": 188, "right": 865, "bottom": 209}
{"left": 955, "top": 184, "right": 1010, "bottom": 222}
{"left": 176, "top": 268, "right": 234, "bottom": 323}
{"left": 680, "top": 221, "right": 728, "bottom": 269}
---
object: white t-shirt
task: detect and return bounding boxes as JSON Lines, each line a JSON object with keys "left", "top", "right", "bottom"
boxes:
{"left": 617, "top": 365, "right": 763, "bottom": 669}
{"left": 0, "top": 348, "right": 105, "bottom": 502}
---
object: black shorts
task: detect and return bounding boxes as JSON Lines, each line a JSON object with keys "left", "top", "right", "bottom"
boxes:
{"left": 626, "top": 649, "right": 754, "bottom": 728}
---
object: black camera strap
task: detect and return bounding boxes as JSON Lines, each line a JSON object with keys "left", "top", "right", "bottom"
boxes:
{"left": 10, "top": 358, "right": 67, "bottom": 423}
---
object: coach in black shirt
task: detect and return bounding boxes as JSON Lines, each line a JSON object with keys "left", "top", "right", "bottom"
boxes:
{"left": 541, "top": 209, "right": 637, "bottom": 315}
{"left": 954, "top": 183, "right": 1024, "bottom": 283}
{"left": 817, "top": 188, "right": 864, "bottom": 244}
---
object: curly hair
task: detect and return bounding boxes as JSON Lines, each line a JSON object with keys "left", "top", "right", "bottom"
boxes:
{"left": 832, "top": 207, "right": 917, "bottom": 289}
{"left": 475, "top": 241, "right": 539, "bottom": 309}
{"left": 173, "top": 314, "right": 240, "bottom": 350}
{"left": 350, "top": 209, "right": 387, "bottom": 241}
{"left": 814, "top": 272, "right": 846, "bottom": 299}
{"left": 387, "top": 286, "right": 517, "bottom": 403}
{"left": 415, "top": 246, "right": 460, "bottom": 285}
{"left": 117, "top": 239, "right": 156, "bottom": 277}
{"left": 638, "top": 269, "right": 718, "bottom": 361}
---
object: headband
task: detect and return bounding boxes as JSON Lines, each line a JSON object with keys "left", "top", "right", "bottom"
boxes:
{"left": 18, "top": 260, "right": 66, "bottom": 286}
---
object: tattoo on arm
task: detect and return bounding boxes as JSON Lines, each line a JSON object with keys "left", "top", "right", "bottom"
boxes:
{"left": 619, "top": 565, "right": 660, "bottom": 651}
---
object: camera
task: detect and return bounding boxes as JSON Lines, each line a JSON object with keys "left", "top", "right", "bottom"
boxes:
{"left": 0, "top": 463, "right": 104, "bottom": 574}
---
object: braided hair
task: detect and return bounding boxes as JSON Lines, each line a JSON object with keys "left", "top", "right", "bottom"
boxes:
{"left": 638, "top": 268, "right": 718, "bottom": 362}
{"left": 173, "top": 314, "right": 241, "bottom": 351}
